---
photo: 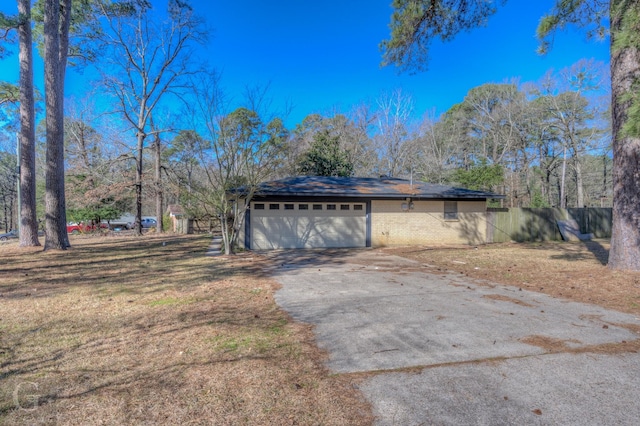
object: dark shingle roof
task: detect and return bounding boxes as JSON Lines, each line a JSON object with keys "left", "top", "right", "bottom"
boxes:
{"left": 250, "top": 176, "right": 503, "bottom": 200}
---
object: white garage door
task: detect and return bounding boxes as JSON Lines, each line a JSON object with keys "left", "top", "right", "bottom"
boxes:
{"left": 250, "top": 201, "right": 366, "bottom": 249}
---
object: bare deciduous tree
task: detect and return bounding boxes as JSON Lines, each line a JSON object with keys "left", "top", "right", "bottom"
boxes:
{"left": 375, "top": 89, "right": 416, "bottom": 178}
{"left": 190, "top": 73, "right": 289, "bottom": 254}
{"left": 97, "top": 0, "right": 205, "bottom": 235}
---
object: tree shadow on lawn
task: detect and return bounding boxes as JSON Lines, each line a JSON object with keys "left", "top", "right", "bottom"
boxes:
{"left": 0, "top": 235, "right": 237, "bottom": 301}
{"left": 543, "top": 240, "right": 609, "bottom": 266}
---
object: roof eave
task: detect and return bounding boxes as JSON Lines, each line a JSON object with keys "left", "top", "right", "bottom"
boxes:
{"left": 251, "top": 191, "right": 504, "bottom": 200}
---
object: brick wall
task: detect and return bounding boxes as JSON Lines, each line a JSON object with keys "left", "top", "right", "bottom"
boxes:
{"left": 371, "top": 200, "right": 488, "bottom": 246}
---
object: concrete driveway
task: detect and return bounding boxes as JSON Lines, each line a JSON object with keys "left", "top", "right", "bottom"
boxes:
{"left": 267, "top": 249, "right": 640, "bottom": 425}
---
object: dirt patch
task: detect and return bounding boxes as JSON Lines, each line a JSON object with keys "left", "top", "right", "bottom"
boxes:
{"left": 613, "top": 322, "right": 640, "bottom": 334}
{"left": 385, "top": 240, "right": 640, "bottom": 317}
{"left": 520, "top": 335, "right": 640, "bottom": 355}
{"left": 0, "top": 235, "right": 372, "bottom": 425}
{"left": 483, "top": 294, "right": 535, "bottom": 307}
{"left": 520, "top": 335, "right": 583, "bottom": 352}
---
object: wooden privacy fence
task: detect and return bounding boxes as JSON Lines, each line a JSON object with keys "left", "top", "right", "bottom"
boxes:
{"left": 486, "top": 208, "right": 612, "bottom": 243}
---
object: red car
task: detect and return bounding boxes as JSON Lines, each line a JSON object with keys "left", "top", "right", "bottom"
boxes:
{"left": 66, "top": 222, "right": 107, "bottom": 234}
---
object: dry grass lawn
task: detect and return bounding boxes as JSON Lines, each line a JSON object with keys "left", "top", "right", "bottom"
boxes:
{"left": 0, "top": 235, "right": 371, "bottom": 425}
{"left": 4, "top": 235, "right": 640, "bottom": 425}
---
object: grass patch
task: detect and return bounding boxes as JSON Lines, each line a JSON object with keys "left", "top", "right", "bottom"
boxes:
{"left": 0, "top": 234, "right": 371, "bottom": 425}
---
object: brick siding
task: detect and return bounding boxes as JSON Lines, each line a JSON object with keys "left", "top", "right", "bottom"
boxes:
{"left": 371, "top": 200, "right": 488, "bottom": 246}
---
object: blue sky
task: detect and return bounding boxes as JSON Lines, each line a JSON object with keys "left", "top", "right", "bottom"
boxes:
{"left": 0, "top": 1, "right": 610, "bottom": 128}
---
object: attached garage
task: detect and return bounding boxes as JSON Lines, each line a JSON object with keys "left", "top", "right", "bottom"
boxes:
{"left": 249, "top": 201, "right": 367, "bottom": 249}
{"left": 238, "top": 176, "right": 502, "bottom": 250}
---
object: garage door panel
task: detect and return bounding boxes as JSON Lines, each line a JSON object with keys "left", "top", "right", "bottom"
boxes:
{"left": 251, "top": 205, "right": 366, "bottom": 249}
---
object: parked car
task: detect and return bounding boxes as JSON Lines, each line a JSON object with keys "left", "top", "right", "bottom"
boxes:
{"left": 66, "top": 222, "right": 107, "bottom": 235}
{"left": 101, "top": 214, "right": 135, "bottom": 230}
{"left": 0, "top": 230, "right": 18, "bottom": 241}
{"left": 141, "top": 218, "right": 157, "bottom": 229}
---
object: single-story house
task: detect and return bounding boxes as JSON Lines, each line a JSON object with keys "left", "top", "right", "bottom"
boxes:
{"left": 236, "top": 176, "right": 503, "bottom": 250}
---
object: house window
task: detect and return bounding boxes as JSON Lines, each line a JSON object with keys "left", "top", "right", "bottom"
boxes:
{"left": 327, "top": 204, "right": 336, "bottom": 210}
{"left": 254, "top": 203, "right": 265, "bottom": 210}
{"left": 353, "top": 204, "right": 363, "bottom": 211}
{"left": 269, "top": 204, "right": 280, "bottom": 210}
{"left": 444, "top": 201, "right": 458, "bottom": 220}
{"left": 313, "top": 204, "right": 323, "bottom": 210}
{"left": 340, "top": 204, "right": 350, "bottom": 210}
{"left": 284, "top": 204, "right": 294, "bottom": 210}
{"left": 298, "top": 204, "right": 309, "bottom": 210}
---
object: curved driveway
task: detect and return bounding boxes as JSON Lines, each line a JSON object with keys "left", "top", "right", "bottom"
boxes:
{"left": 267, "top": 249, "right": 640, "bottom": 425}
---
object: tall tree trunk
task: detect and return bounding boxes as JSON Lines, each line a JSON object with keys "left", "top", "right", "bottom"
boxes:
{"left": 153, "top": 132, "right": 163, "bottom": 233}
{"left": 602, "top": 154, "right": 608, "bottom": 204}
{"left": 574, "top": 157, "right": 584, "bottom": 207}
{"left": 220, "top": 203, "right": 231, "bottom": 255}
{"left": 539, "top": 147, "right": 551, "bottom": 206}
{"left": 560, "top": 144, "right": 567, "bottom": 208}
{"left": 77, "top": 123, "right": 96, "bottom": 189}
{"left": 134, "top": 131, "right": 145, "bottom": 236}
{"left": 569, "top": 135, "right": 585, "bottom": 208}
{"left": 3, "top": 194, "right": 11, "bottom": 231}
{"left": 17, "top": 0, "right": 40, "bottom": 247}
{"left": 541, "top": 172, "right": 549, "bottom": 205}
{"left": 43, "top": 0, "right": 71, "bottom": 251}
{"left": 608, "top": 1, "right": 640, "bottom": 270}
